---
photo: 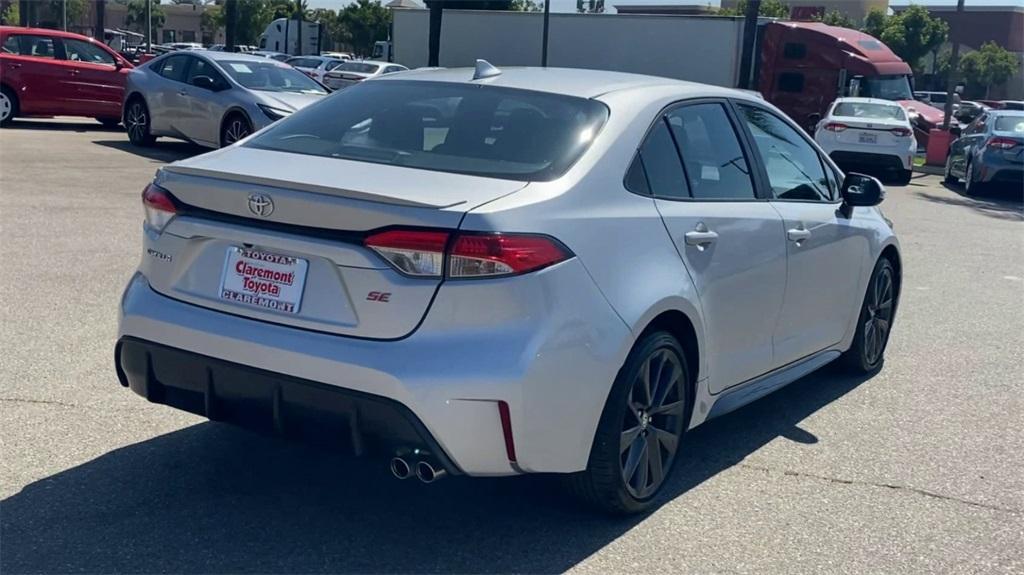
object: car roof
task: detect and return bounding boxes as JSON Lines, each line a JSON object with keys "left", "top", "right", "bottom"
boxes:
{"left": 377, "top": 66, "right": 724, "bottom": 99}
{"left": 1, "top": 25, "right": 102, "bottom": 42}
{"left": 197, "top": 51, "right": 278, "bottom": 63}
{"left": 831, "top": 97, "right": 902, "bottom": 107}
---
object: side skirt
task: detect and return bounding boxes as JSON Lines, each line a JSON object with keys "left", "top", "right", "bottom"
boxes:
{"left": 705, "top": 350, "right": 841, "bottom": 421}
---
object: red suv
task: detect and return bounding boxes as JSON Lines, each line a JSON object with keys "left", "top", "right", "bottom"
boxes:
{"left": 1, "top": 26, "right": 133, "bottom": 126}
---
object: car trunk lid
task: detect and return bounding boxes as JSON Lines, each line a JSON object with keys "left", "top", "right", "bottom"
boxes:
{"left": 144, "top": 147, "right": 527, "bottom": 339}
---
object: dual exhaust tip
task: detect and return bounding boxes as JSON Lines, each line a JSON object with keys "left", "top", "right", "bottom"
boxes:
{"left": 390, "top": 456, "right": 447, "bottom": 483}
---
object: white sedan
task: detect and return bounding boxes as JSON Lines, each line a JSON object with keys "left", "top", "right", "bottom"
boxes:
{"left": 322, "top": 60, "right": 408, "bottom": 91}
{"left": 815, "top": 97, "right": 916, "bottom": 185}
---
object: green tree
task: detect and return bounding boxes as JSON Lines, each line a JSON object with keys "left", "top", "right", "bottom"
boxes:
{"left": 960, "top": 42, "right": 1020, "bottom": 98}
{"left": 511, "top": 0, "right": 542, "bottom": 11}
{"left": 339, "top": 0, "right": 390, "bottom": 57}
{"left": 233, "top": 0, "right": 274, "bottom": 45}
{"left": 860, "top": 5, "right": 947, "bottom": 74}
{"left": 862, "top": 6, "right": 887, "bottom": 39}
{"left": 817, "top": 9, "right": 856, "bottom": 29}
{"left": 124, "top": 0, "right": 166, "bottom": 35}
{"left": 0, "top": 1, "right": 18, "bottom": 26}
{"left": 719, "top": 0, "right": 790, "bottom": 18}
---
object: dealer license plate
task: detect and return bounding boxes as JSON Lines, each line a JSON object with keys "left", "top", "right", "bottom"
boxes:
{"left": 858, "top": 132, "right": 878, "bottom": 144}
{"left": 220, "top": 247, "right": 308, "bottom": 314}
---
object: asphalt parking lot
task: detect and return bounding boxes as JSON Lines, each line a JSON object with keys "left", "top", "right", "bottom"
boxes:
{"left": 1, "top": 118, "right": 1022, "bottom": 574}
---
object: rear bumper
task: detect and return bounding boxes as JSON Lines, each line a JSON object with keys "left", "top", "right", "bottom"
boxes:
{"left": 116, "top": 336, "right": 461, "bottom": 474}
{"left": 828, "top": 150, "right": 910, "bottom": 172}
{"left": 116, "top": 260, "right": 631, "bottom": 476}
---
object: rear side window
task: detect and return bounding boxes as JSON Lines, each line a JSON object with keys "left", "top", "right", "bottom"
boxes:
{"left": 994, "top": 116, "right": 1024, "bottom": 133}
{"left": 157, "top": 55, "right": 190, "bottom": 82}
{"left": 247, "top": 80, "right": 609, "bottom": 182}
{"left": 3, "top": 35, "right": 57, "bottom": 59}
{"left": 783, "top": 43, "right": 806, "bottom": 59}
{"left": 637, "top": 120, "right": 689, "bottom": 199}
{"left": 666, "top": 103, "right": 755, "bottom": 200}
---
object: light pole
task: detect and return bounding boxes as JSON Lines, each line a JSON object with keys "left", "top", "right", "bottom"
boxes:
{"left": 942, "top": 0, "right": 966, "bottom": 130}
{"left": 541, "top": 0, "right": 550, "bottom": 67}
{"left": 146, "top": 0, "right": 152, "bottom": 51}
{"left": 62, "top": 0, "right": 67, "bottom": 31}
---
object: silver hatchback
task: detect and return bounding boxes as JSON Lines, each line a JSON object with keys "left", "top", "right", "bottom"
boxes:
{"left": 117, "top": 64, "right": 901, "bottom": 513}
{"left": 123, "top": 51, "right": 327, "bottom": 149}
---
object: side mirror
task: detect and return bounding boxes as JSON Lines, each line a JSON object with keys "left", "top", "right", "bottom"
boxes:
{"left": 807, "top": 112, "right": 821, "bottom": 131}
{"left": 841, "top": 172, "right": 885, "bottom": 209}
{"left": 191, "top": 75, "right": 218, "bottom": 91}
{"left": 949, "top": 125, "right": 962, "bottom": 138}
{"left": 115, "top": 60, "right": 125, "bottom": 70}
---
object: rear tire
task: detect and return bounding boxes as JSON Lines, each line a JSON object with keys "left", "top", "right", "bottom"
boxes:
{"left": 943, "top": 154, "right": 957, "bottom": 184}
{"left": 841, "top": 257, "right": 897, "bottom": 374}
{"left": 125, "top": 98, "right": 155, "bottom": 146}
{"left": 964, "top": 159, "right": 984, "bottom": 196}
{"left": 565, "top": 331, "right": 691, "bottom": 515}
{"left": 0, "top": 85, "right": 18, "bottom": 127}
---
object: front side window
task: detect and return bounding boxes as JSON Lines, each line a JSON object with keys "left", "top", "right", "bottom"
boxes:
{"left": 994, "top": 115, "right": 1024, "bottom": 133}
{"left": 4, "top": 35, "right": 56, "bottom": 59}
{"left": 666, "top": 103, "right": 755, "bottom": 200}
{"left": 157, "top": 55, "right": 190, "bottom": 82}
{"left": 221, "top": 60, "right": 326, "bottom": 94}
{"left": 737, "top": 104, "right": 831, "bottom": 202}
{"left": 63, "top": 38, "right": 116, "bottom": 65}
{"left": 185, "top": 58, "right": 227, "bottom": 89}
{"left": 286, "top": 57, "right": 320, "bottom": 69}
{"left": 247, "top": 80, "right": 608, "bottom": 182}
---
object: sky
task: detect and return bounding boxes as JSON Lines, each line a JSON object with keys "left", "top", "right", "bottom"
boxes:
{"left": 308, "top": 0, "right": 1024, "bottom": 11}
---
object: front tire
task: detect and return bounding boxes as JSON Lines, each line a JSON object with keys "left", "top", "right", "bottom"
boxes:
{"left": 220, "top": 113, "right": 252, "bottom": 147}
{"left": 841, "top": 257, "right": 897, "bottom": 374}
{"left": 895, "top": 168, "right": 913, "bottom": 186}
{"left": 0, "top": 85, "right": 18, "bottom": 127}
{"left": 566, "top": 331, "right": 691, "bottom": 514}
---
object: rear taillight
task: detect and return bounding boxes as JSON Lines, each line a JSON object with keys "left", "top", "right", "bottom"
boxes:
{"left": 142, "top": 183, "right": 177, "bottom": 232}
{"left": 824, "top": 122, "right": 848, "bottom": 132}
{"left": 365, "top": 229, "right": 449, "bottom": 277}
{"left": 890, "top": 127, "right": 912, "bottom": 137}
{"left": 987, "top": 137, "right": 1020, "bottom": 150}
{"left": 364, "top": 229, "right": 572, "bottom": 279}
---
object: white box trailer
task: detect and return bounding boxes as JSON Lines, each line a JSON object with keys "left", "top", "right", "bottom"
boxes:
{"left": 391, "top": 9, "right": 749, "bottom": 88}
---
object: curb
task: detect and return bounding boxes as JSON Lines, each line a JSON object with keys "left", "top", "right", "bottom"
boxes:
{"left": 915, "top": 164, "right": 944, "bottom": 176}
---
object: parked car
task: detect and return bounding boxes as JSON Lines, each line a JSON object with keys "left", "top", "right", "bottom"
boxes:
{"left": 815, "top": 97, "right": 916, "bottom": 185}
{"left": 122, "top": 51, "right": 326, "bottom": 148}
{"left": 944, "top": 110, "right": 1024, "bottom": 195}
{"left": 116, "top": 64, "right": 901, "bottom": 514}
{"left": 914, "top": 90, "right": 961, "bottom": 112}
{"left": 322, "top": 60, "right": 407, "bottom": 91}
{"left": 0, "top": 26, "right": 133, "bottom": 126}
{"left": 284, "top": 55, "right": 342, "bottom": 83}
{"left": 954, "top": 100, "right": 989, "bottom": 124}
{"left": 321, "top": 51, "right": 353, "bottom": 60}
{"left": 998, "top": 100, "right": 1024, "bottom": 111}
{"left": 251, "top": 50, "right": 290, "bottom": 62}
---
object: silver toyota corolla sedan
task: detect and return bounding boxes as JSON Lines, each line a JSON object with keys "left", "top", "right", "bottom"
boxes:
{"left": 116, "top": 63, "right": 901, "bottom": 514}
{"left": 122, "top": 51, "right": 327, "bottom": 149}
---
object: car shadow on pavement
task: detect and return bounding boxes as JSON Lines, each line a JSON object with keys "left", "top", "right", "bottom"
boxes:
{"left": 4, "top": 118, "right": 123, "bottom": 133}
{"left": 914, "top": 183, "right": 1023, "bottom": 222}
{"left": 1, "top": 364, "right": 873, "bottom": 574}
{"left": 94, "top": 139, "right": 205, "bottom": 164}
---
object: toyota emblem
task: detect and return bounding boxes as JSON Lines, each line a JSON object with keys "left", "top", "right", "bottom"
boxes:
{"left": 248, "top": 193, "right": 274, "bottom": 217}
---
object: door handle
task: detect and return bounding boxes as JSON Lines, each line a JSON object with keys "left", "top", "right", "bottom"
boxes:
{"left": 684, "top": 223, "right": 718, "bottom": 250}
{"left": 68, "top": 69, "right": 80, "bottom": 75}
{"left": 787, "top": 227, "right": 811, "bottom": 243}
{"left": 177, "top": 89, "right": 188, "bottom": 96}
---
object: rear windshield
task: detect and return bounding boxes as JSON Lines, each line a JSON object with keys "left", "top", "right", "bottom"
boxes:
{"left": 221, "top": 60, "right": 326, "bottom": 95}
{"left": 833, "top": 102, "right": 906, "bottom": 121}
{"left": 994, "top": 116, "right": 1024, "bottom": 133}
{"left": 337, "top": 62, "right": 380, "bottom": 74}
{"left": 246, "top": 81, "right": 610, "bottom": 181}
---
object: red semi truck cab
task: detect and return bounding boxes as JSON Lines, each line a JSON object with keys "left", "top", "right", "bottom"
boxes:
{"left": 757, "top": 21, "right": 945, "bottom": 145}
